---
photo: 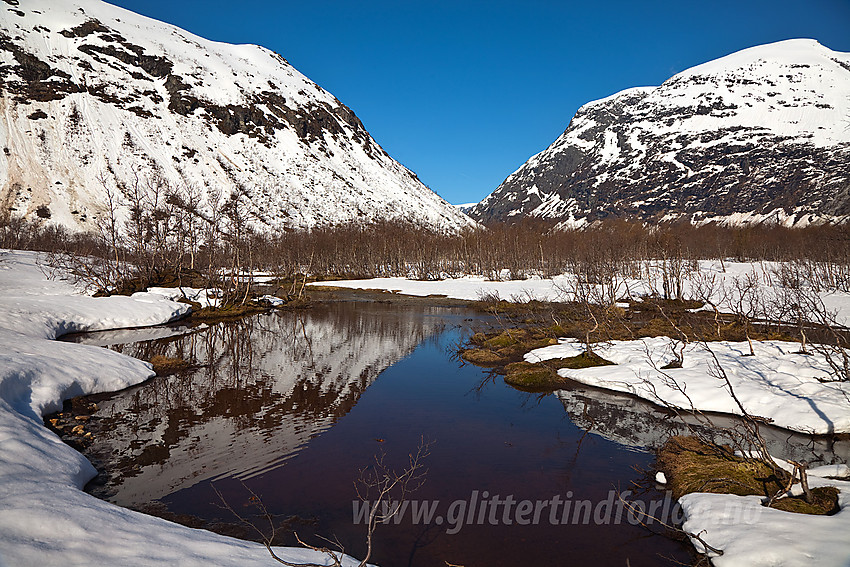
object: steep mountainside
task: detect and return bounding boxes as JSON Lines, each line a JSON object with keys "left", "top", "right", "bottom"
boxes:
{"left": 0, "top": 0, "right": 473, "bottom": 232}
{"left": 472, "top": 40, "right": 850, "bottom": 226}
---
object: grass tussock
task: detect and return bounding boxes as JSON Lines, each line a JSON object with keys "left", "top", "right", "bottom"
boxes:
{"left": 549, "top": 350, "right": 616, "bottom": 370}
{"left": 771, "top": 486, "right": 840, "bottom": 515}
{"left": 461, "top": 329, "right": 558, "bottom": 368}
{"left": 189, "top": 302, "right": 268, "bottom": 322}
{"left": 503, "top": 351, "right": 615, "bottom": 390}
{"left": 503, "top": 362, "right": 560, "bottom": 389}
{"left": 657, "top": 436, "right": 840, "bottom": 515}
{"left": 150, "top": 355, "right": 191, "bottom": 375}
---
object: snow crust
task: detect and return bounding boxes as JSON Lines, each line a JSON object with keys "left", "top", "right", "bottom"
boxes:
{"left": 0, "top": 250, "right": 362, "bottom": 566}
{"left": 526, "top": 338, "right": 850, "bottom": 435}
{"left": 574, "top": 39, "right": 850, "bottom": 148}
{"left": 680, "top": 471, "right": 850, "bottom": 567}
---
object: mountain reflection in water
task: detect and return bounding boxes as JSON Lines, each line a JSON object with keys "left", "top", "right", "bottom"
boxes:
{"left": 74, "top": 303, "right": 449, "bottom": 507}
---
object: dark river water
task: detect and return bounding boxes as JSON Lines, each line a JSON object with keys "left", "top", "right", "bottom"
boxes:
{"left": 61, "top": 301, "right": 850, "bottom": 566}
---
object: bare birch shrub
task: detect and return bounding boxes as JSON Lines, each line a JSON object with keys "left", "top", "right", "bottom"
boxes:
{"left": 214, "top": 440, "right": 431, "bottom": 567}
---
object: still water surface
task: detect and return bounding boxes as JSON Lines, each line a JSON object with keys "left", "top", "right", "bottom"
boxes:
{"left": 64, "top": 302, "right": 846, "bottom": 566}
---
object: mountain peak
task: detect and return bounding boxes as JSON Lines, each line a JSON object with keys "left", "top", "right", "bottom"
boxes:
{"left": 471, "top": 39, "right": 850, "bottom": 227}
{"left": 0, "top": 0, "right": 474, "bottom": 233}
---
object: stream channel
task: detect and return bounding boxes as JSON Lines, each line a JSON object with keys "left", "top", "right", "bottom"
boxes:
{"left": 58, "top": 300, "right": 850, "bottom": 566}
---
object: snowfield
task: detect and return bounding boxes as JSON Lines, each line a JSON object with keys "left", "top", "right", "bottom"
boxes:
{"left": 0, "top": 251, "right": 362, "bottom": 566}
{"left": 525, "top": 338, "right": 850, "bottom": 435}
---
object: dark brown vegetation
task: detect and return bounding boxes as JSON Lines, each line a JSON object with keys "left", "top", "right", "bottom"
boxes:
{"left": 658, "top": 436, "right": 839, "bottom": 516}
{"left": 8, "top": 196, "right": 850, "bottom": 379}
{"left": 149, "top": 354, "right": 190, "bottom": 375}
{"left": 6, "top": 204, "right": 850, "bottom": 287}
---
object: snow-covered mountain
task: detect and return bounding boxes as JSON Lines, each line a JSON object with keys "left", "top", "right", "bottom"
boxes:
{"left": 0, "top": 0, "right": 473, "bottom": 233}
{"left": 472, "top": 39, "right": 850, "bottom": 227}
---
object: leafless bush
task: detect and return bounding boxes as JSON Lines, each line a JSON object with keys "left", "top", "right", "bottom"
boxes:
{"left": 214, "top": 439, "right": 431, "bottom": 567}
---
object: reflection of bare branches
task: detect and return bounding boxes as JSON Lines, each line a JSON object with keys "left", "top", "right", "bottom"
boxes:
{"left": 616, "top": 491, "right": 724, "bottom": 559}
{"left": 212, "top": 440, "right": 431, "bottom": 567}
{"left": 353, "top": 438, "right": 432, "bottom": 567}
{"left": 212, "top": 481, "right": 344, "bottom": 567}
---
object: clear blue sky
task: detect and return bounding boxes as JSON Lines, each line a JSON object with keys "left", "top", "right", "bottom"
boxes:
{"left": 106, "top": 0, "right": 850, "bottom": 205}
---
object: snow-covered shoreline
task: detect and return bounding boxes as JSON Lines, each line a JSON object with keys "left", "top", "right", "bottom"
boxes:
{"left": 524, "top": 337, "right": 850, "bottom": 565}
{"left": 4, "top": 250, "right": 849, "bottom": 566}
{"left": 309, "top": 259, "right": 850, "bottom": 327}
{"left": 0, "top": 251, "right": 360, "bottom": 566}
{"left": 526, "top": 337, "right": 850, "bottom": 435}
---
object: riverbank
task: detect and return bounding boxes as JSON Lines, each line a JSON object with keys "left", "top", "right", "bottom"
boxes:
{"left": 4, "top": 249, "right": 850, "bottom": 566}
{"left": 0, "top": 250, "right": 363, "bottom": 566}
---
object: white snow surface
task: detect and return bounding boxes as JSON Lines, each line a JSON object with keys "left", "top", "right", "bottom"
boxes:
{"left": 525, "top": 337, "right": 850, "bottom": 435}
{"left": 310, "top": 274, "right": 573, "bottom": 302}
{"left": 0, "top": 0, "right": 474, "bottom": 234}
{"left": 0, "top": 250, "right": 362, "bottom": 566}
{"left": 680, "top": 472, "right": 850, "bottom": 567}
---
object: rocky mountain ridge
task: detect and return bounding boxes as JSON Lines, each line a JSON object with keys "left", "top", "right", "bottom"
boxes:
{"left": 0, "top": 0, "right": 473, "bottom": 233}
{"left": 471, "top": 39, "right": 850, "bottom": 227}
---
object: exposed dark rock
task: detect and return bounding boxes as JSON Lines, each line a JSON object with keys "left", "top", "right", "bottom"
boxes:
{"left": 0, "top": 33, "right": 82, "bottom": 102}
{"left": 59, "top": 18, "right": 110, "bottom": 38}
{"left": 77, "top": 43, "right": 172, "bottom": 78}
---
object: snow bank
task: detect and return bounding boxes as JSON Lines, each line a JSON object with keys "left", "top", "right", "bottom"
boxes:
{"left": 527, "top": 337, "right": 850, "bottom": 435}
{"left": 680, "top": 472, "right": 850, "bottom": 567}
{"left": 530, "top": 334, "right": 850, "bottom": 564}
{"left": 310, "top": 274, "right": 573, "bottom": 301}
{"left": 0, "top": 251, "right": 362, "bottom": 566}
{"left": 308, "top": 260, "right": 850, "bottom": 327}
{"left": 142, "top": 286, "right": 221, "bottom": 308}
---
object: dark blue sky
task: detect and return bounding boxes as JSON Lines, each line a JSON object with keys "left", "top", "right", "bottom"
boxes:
{"left": 107, "top": 0, "right": 850, "bottom": 205}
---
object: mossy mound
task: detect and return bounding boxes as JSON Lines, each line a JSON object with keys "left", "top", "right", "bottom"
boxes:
{"left": 461, "top": 348, "right": 507, "bottom": 366}
{"left": 658, "top": 436, "right": 783, "bottom": 499}
{"left": 503, "top": 351, "right": 615, "bottom": 390}
{"left": 462, "top": 329, "right": 558, "bottom": 368}
{"left": 189, "top": 302, "right": 268, "bottom": 322}
{"left": 772, "top": 486, "right": 840, "bottom": 515}
{"left": 658, "top": 436, "right": 840, "bottom": 515}
{"left": 504, "top": 362, "right": 560, "bottom": 389}
{"left": 150, "top": 355, "right": 191, "bottom": 375}
{"left": 549, "top": 350, "right": 615, "bottom": 370}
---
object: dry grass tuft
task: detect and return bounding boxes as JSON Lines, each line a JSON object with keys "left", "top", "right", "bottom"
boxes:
{"left": 150, "top": 355, "right": 191, "bottom": 375}
{"left": 657, "top": 436, "right": 840, "bottom": 515}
